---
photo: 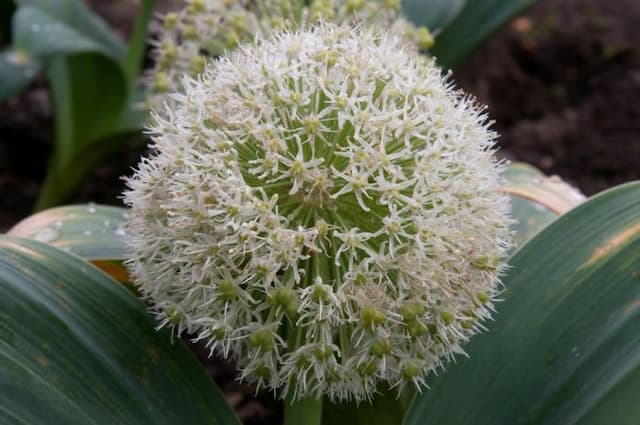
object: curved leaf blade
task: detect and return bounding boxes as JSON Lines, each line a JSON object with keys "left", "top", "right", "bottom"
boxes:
{"left": 8, "top": 204, "right": 129, "bottom": 260}
{"left": 13, "top": 0, "right": 124, "bottom": 61}
{"left": 0, "top": 236, "right": 240, "bottom": 425}
{"left": 7, "top": 204, "right": 131, "bottom": 283}
{"left": 406, "top": 181, "right": 640, "bottom": 425}
{"left": 502, "top": 162, "right": 585, "bottom": 215}
{"left": 13, "top": 6, "right": 112, "bottom": 59}
{"left": 0, "top": 48, "right": 40, "bottom": 103}
{"left": 431, "top": 0, "right": 539, "bottom": 68}
{"left": 401, "top": 0, "right": 466, "bottom": 34}
{"left": 501, "top": 162, "right": 585, "bottom": 249}
{"left": 34, "top": 53, "right": 129, "bottom": 210}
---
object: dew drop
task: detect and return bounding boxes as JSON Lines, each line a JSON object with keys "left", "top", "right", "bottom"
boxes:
{"left": 53, "top": 220, "right": 63, "bottom": 229}
{"left": 31, "top": 227, "right": 59, "bottom": 243}
{"left": 87, "top": 203, "right": 96, "bottom": 214}
{"left": 122, "top": 212, "right": 129, "bottom": 219}
{"left": 103, "top": 219, "right": 111, "bottom": 227}
{"left": 84, "top": 230, "right": 92, "bottom": 236}
{"left": 114, "top": 226, "right": 126, "bottom": 236}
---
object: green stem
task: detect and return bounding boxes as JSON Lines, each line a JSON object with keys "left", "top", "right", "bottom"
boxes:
{"left": 284, "top": 396, "right": 323, "bottom": 425}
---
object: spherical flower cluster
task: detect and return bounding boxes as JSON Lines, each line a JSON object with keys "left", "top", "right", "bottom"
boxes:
{"left": 125, "top": 23, "right": 511, "bottom": 402}
{"left": 146, "top": 0, "right": 434, "bottom": 112}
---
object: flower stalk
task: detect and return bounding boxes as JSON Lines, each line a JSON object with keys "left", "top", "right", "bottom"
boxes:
{"left": 284, "top": 396, "right": 323, "bottom": 425}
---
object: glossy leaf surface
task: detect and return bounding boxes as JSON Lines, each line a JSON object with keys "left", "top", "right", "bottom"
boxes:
{"left": 502, "top": 162, "right": 584, "bottom": 248}
{"left": 0, "top": 236, "right": 241, "bottom": 425}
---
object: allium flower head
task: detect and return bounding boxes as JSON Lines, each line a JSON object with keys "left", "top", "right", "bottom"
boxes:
{"left": 147, "top": 0, "right": 433, "bottom": 112}
{"left": 125, "top": 23, "right": 511, "bottom": 402}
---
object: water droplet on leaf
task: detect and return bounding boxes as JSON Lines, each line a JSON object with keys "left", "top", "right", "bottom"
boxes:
{"left": 31, "top": 227, "right": 59, "bottom": 243}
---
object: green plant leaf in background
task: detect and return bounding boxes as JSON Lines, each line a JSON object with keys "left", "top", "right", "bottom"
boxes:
{"left": 35, "top": 53, "right": 130, "bottom": 209}
{"left": 7, "top": 203, "right": 132, "bottom": 283}
{"left": 401, "top": 0, "right": 466, "bottom": 35}
{"left": 5, "top": 0, "right": 154, "bottom": 210}
{"left": 405, "top": 181, "right": 640, "bottom": 425}
{"left": 403, "top": 0, "right": 539, "bottom": 68}
{"left": 0, "top": 47, "right": 40, "bottom": 102}
{"left": 8, "top": 203, "right": 128, "bottom": 255}
{"left": 0, "top": 236, "right": 241, "bottom": 425}
{"left": 501, "top": 162, "right": 585, "bottom": 249}
{"left": 14, "top": 0, "right": 125, "bottom": 60}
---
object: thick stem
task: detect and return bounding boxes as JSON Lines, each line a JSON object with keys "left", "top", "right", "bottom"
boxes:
{"left": 284, "top": 396, "right": 323, "bottom": 425}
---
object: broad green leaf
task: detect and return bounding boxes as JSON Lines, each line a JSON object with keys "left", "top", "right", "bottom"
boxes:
{"left": 10, "top": 0, "right": 136, "bottom": 211}
{"left": 8, "top": 204, "right": 128, "bottom": 260}
{"left": 502, "top": 162, "right": 585, "bottom": 214}
{"left": 0, "top": 236, "right": 241, "bottom": 425}
{"left": 34, "top": 52, "right": 129, "bottom": 210}
{"left": 7, "top": 204, "right": 131, "bottom": 284}
{"left": 46, "top": 54, "right": 127, "bottom": 157}
{"left": 401, "top": 0, "right": 466, "bottom": 34}
{"left": 0, "top": 48, "right": 40, "bottom": 103}
{"left": 430, "top": 0, "right": 539, "bottom": 68}
{"left": 13, "top": 0, "right": 124, "bottom": 60}
{"left": 13, "top": 6, "right": 118, "bottom": 60}
{"left": 406, "top": 181, "right": 640, "bottom": 425}
{"left": 501, "top": 162, "right": 585, "bottom": 248}
{"left": 508, "top": 195, "right": 557, "bottom": 249}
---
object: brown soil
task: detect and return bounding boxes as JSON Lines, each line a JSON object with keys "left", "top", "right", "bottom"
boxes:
{"left": 456, "top": 0, "right": 640, "bottom": 195}
{"left": 1, "top": 0, "right": 639, "bottom": 424}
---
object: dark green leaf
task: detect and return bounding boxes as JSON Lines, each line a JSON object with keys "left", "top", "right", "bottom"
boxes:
{"left": 0, "top": 48, "right": 40, "bottom": 103}
{"left": 47, "top": 54, "right": 127, "bottom": 151}
{"left": 431, "top": 0, "right": 539, "bottom": 68}
{"left": 34, "top": 52, "right": 129, "bottom": 210}
{"left": 401, "top": 0, "right": 466, "bottom": 34}
{"left": 13, "top": 0, "right": 124, "bottom": 60}
{"left": 123, "top": 0, "right": 156, "bottom": 88}
{"left": 0, "top": 236, "right": 241, "bottom": 425}
{"left": 406, "top": 181, "right": 640, "bottom": 425}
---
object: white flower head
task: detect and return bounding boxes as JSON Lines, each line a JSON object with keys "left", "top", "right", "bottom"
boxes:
{"left": 125, "top": 23, "right": 511, "bottom": 402}
{"left": 146, "top": 0, "right": 434, "bottom": 112}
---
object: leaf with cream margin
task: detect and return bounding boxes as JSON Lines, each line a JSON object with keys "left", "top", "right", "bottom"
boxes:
{"left": 8, "top": 204, "right": 130, "bottom": 283}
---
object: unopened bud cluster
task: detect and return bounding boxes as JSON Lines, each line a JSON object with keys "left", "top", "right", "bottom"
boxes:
{"left": 147, "top": 0, "right": 433, "bottom": 112}
{"left": 126, "top": 24, "right": 511, "bottom": 401}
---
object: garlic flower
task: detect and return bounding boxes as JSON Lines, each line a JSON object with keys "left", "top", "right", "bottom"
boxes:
{"left": 147, "top": 0, "right": 434, "bottom": 112}
{"left": 125, "top": 23, "right": 511, "bottom": 402}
